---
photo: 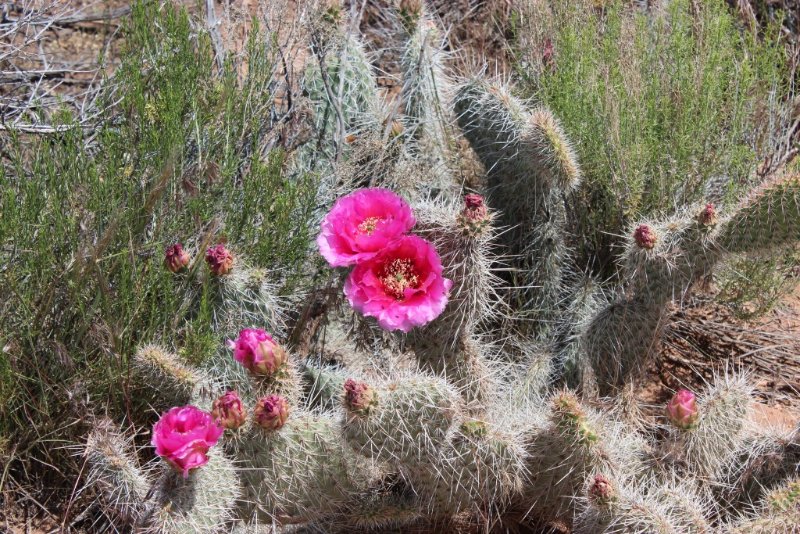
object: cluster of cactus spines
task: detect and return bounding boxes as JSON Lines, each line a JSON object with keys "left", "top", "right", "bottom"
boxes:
{"left": 454, "top": 78, "right": 581, "bottom": 334}
{"left": 83, "top": 2, "right": 800, "bottom": 531}
{"left": 408, "top": 196, "right": 502, "bottom": 406}
{"left": 302, "top": 362, "right": 348, "bottom": 411}
{"left": 144, "top": 454, "right": 240, "bottom": 534}
{"left": 717, "top": 173, "right": 800, "bottom": 255}
{"left": 341, "top": 375, "right": 461, "bottom": 465}
{"left": 397, "top": 2, "right": 455, "bottom": 189}
{"left": 406, "top": 417, "right": 528, "bottom": 517}
{"left": 727, "top": 476, "right": 800, "bottom": 533}
{"left": 575, "top": 475, "right": 715, "bottom": 534}
{"left": 717, "top": 423, "right": 800, "bottom": 512}
{"left": 292, "top": 6, "right": 383, "bottom": 183}
{"left": 133, "top": 344, "right": 204, "bottom": 407}
{"left": 84, "top": 421, "right": 150, "bottom": 525}
{"left": 234, "top": 411, "right": 366, "bottom": 523}
{"left": 216, "top": 267, "right": 287, "bottom": 336}
{"left": 524, "top": 391, "right": 646, "bottom": 523}
{"left": 554, "top": 276, "right": 607, "bottom": 391}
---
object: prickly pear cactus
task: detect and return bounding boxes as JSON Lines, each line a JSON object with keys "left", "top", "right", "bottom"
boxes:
{"left": 83, "top": 3, "right": 800, "bottom": 533}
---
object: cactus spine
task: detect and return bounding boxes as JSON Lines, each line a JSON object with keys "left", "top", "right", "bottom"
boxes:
{"left": 81, "top": 5, "right": 800, "bottom": 530}
{"left": 455, "top": 79, "right": 581, "bottom": 335}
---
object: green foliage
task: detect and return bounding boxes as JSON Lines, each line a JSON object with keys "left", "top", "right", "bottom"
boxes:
{"left": 0, "top": 1, "right": 316, "bottom": 461}
{"left": 515, "top": 0, "right": 790, "bottom": 274}
{"left": 717, "top": 248, "right": 800, "bottom": 319}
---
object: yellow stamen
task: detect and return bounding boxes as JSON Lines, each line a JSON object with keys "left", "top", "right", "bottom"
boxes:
{"left": 379, "top": 258, "right": 419, "bottom": 300}
{"left": 358, "top": 216, "right": 381, "bottom": 235}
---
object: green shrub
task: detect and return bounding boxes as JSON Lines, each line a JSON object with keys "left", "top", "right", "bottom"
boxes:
{"left": 514, "top": 0, "right": 792, "bottom": 275}
{"left": 0, "top": 1, "right": 316, "bottom": 476}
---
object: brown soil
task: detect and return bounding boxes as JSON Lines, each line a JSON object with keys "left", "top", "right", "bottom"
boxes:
{"left": 643, "top": 282, "right": 800, "bottom": 427}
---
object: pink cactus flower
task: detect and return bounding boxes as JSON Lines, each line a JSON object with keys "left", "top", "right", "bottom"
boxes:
{"left": 228, "top": 328, "right": 287, "bottom": 376}
{"left": 666, "top": 389, "right": 699, "bottom": 430}
{"left": 205, "top": 243, "right": 234, "bottom": 276}
{"left": 633, "top": 224, "right": 657, "bottom": 250}
{"left": 164, "top": 243, "right": 191, "bottom": 273}
{"left": 211, "top": 391, "right": 246, "bottom": 430}
{"left": 151, "top": 405, "right": 223, "bottom": 478}
{"left": 317, "top": 188, "right": 416, "bottom": 267}
{"left": 344, "top": 378, "right": 378, "bottom": 415}
{"left": 254, "top": 394, "right": 289, "bottom": 431}
{"left": 344, "top": 235, "right": 452, "bottom": 332}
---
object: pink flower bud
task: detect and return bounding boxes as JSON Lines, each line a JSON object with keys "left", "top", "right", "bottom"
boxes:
{"left": 588, "top": 474, "right": 615, "bottom": 505}
{"left": 698, "top": 203, "right": 717, "bottom": 226}
{"left": 458, "top": 194, "right": 491, "bottom": 236}
{"left": 344, "top": 378, "right": 378, "bottom": 415}
{"left": 633, "top": 224, "right": 657, "bottom": 250}
{"left": 205, "top": 244, "right": 234, "bottom": 276}
{"left": 229, "top": 328, "right": 288, "bottom": 376}
{"left": 151, "top": 405, "right": 223, "bottom": 478}
{"left": 666, "top": 389, "right": 699, "bottom": 430}
{"left": 211, "top": 391, "right": 246, "bottom": 430}
{"left": 164, "top": 243, "right": 190, "bottom": 273}
{"left": 254, "top": 394, "right": 289, "bottom": 431}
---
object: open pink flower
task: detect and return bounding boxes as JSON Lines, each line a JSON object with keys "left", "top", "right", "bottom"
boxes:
{"left": 317, "top": 188, "right": 415, "bottom": 267}
{"left": 228, "top": 328, "right": 287, "bottom": 376}
{"left": 152, "top": 405, "right": 223, "bottom": 478}
{"left": 344, "top": 235, "right": 452, "bottom": 332}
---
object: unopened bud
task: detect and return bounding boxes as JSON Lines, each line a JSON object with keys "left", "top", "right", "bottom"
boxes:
{"left": 229, "top": 328, "right": 288, "bottom": 377}
{"left": 697, "top": 203, "right": 717, "bottom": 226}
{"left": 666, "top": 389, "right": 699, "bottom": 430}
{"left": 344, "top": 378, "right": 378, "bottom": 415}
{"left": 254, "top": 394, "right": 289, "bottom": 431}
{"left": 164, "top": 243, "right": 190, "bottom": 273}
{"left": 633, "top": 224, "right": 657, "bottom": 250}
{"left": 205, "top": 244, "right": 234, "bottom": 276}
{"left": 588, "top": 474, "right": 616, "bottom": 505}
{"left": 457, "top": 193, "right": 491, "bottom": 236}
{"left": 211, "top": 390, "right": 246, "bottom": 430}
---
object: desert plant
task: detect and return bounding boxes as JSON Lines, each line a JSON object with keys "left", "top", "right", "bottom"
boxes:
{"left": 3, "top": 0, "right": 797, "bottom": 532}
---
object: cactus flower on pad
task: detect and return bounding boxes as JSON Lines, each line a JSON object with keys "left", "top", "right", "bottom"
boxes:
{"left": 344, "top": 234, "right": 452, "bottom": 332}
{"left": 151, "top": 406, "right": 223, "bottom": 478}
{"left": 228, "top": 328, "right": 287, "bottom": 376}
{"left": 317, "top": 188, "right": 416, "bottom": 267}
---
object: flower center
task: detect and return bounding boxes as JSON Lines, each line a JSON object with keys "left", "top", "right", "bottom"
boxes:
{"left": 357, "top": 216, "right": 382, "bottom": 235}
{"left": 379, "top": 258, "right": 420, "bottom": 300}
